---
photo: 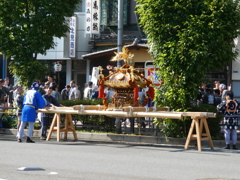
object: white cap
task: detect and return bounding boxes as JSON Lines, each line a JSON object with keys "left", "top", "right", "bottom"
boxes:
{"left": 219, "top": 84, "right": 226, "bottom": 89}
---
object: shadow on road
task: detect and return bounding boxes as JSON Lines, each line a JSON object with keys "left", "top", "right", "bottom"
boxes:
{"left": 1, "top": 134, "right": 239, "bottom": 155}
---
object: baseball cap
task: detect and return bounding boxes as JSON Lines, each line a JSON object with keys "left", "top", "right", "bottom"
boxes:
{"left": 219, "top": 84, "right": 226, "bottom": 89}
{"left": 31, "top": 82, "right": 40, "bottom": 90}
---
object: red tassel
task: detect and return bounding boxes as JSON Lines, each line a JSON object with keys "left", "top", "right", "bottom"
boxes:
{"left": 98, "top": 85, "right": 105, "bottom": 98}
{"left": 134, "top": 86, "right": 139, "bottom": 100}
{"left": 148, "top": 87, "right": 154, "bottom": 99}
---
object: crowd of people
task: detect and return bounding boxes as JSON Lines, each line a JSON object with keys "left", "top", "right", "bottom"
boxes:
{"left": 0, "top": 77, "right": 239, "bottom": 149}
{"left": 197, "top": 81, "right": 239, "bottom": 150}
{"left": 0, "top": 76, "right": 102, "bottom": 143}
{"left": 196, "top": 81, "right": 231, "bottom": 107}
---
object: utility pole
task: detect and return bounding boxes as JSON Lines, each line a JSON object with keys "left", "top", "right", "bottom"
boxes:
{"left": 117, "top": 0, "right": 123, "bottom": 68}
{"left": 115, "top": 0, "right": 124, "bottom": 134}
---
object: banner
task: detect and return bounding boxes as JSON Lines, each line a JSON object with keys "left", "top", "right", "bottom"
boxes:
{"left": 91, "top": 67, "right": 99, "bottom": 87}
{"left": 147, "top": 68, "right": 162, "bottom": 86}
{"left": 85, "top": 0, "right": 92, "bottom": 34}
{"left": 91, "top": 0, "right": 100, "bottom": 34}
{"left": 85, "top": 0, "right": 100, "bottom": 34}
{"left": 144, "top": 60, "right": 162, "bottom": 86}
{"left": 69, "top": 16, "right": 76, "bottom": 58}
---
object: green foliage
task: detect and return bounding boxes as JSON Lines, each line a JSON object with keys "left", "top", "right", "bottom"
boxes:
{"left": 58, "top": 99, "right": 103, "bottom": 106}
{"left": 136, "top": 0, "right": 240, "bottom": 110}
{"left": 1, "top": 114, "right": 18, "bottom": 129}
{"left": 70, "top": 114, "right": 115, "bottom": 132}
{"left": 154, "top": 118, "right": 186, "bottom": 138}
{"left": 157, "top": 104, "right": 222, "bottom": 139}
{"left": 34, "top": 122, "right": 41, "bottom": 130}
{"left": 58, "top": 99, "right": 115, "bottom": 132}
{"left": 0, "top": 0, "right": 82, "bottom": 87}
{"left": 9, "top": 58, "right": 47, "bottom": 87}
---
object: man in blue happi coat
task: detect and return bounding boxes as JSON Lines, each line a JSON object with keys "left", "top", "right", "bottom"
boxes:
{"left": 18, "top": 82, "right": 48, "bottom": 143}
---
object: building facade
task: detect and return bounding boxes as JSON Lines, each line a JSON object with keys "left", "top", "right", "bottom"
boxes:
{"left": 1, "top": 0, "right": 237, "bottom": 98}
{"left": 36, "top": 0, "right": 152, "bottom": 92}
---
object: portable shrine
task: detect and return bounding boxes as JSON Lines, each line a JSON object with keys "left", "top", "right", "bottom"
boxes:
{"left": 97, "top": 46, "right": 155, "bottom": 110}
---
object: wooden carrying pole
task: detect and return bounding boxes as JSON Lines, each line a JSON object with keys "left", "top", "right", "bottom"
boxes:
{"left": 170, "top": 112, "right": 216, "bottom": 118}
{"left": 122, "top": 107, "right": 169, "bottom": 112}
{"left": 72, "top": 105, "right": 105, "bottom": 110}
{"left": 38, "top": 109, "right": 182, "bottom": 119}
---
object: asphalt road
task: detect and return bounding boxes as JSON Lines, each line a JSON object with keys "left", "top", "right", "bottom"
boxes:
{"left": 0, "top": 135, "right": 240, "bottom": 180}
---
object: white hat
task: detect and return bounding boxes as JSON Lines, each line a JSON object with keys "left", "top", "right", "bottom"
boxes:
{"left": 219, "top": 84, "right": 226, "bottom": 89}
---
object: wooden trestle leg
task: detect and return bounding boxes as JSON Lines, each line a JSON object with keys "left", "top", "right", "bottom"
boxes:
{"left": 184, "top": 117, "right": 214, "bottom": 151}
{"left": 46, "top": 113, "right": 78, "bottom": 142}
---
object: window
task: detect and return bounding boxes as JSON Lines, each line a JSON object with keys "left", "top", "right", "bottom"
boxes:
{"left": 101, "top": 0, "right": 128, "bottom": 27}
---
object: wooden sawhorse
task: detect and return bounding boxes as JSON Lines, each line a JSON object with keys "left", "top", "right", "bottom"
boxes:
{"left": 46, "top": 113, "right": 78, "bottom": 142}
{"left": 184, "top": 117, "right": 214, "bottom": 151}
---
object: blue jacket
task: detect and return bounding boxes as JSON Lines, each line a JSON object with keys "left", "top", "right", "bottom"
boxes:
{"left": 21, "top": 89, "right": 46, "bottom": 122}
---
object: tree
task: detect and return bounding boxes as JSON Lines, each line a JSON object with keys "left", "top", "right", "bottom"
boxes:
{"left": 0, "top": 0, "right": 81, "bottom": 87}
{"left": 136, "top": 0, "right": 240, "bottom": 110}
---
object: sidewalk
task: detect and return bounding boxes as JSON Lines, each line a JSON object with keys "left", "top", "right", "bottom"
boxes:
{"left": 0, "top": 128, "right": 229, "bottom": 149}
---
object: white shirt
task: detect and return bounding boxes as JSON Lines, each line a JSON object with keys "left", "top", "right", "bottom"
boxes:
{"left": 84, "top": 87, "right": 92, "bottom": 99}
{"left": 69, "top": 87, "right": 81, "bottom": 100}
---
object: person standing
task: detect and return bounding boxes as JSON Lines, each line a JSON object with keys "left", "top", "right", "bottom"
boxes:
{"left": 138, "top": 88, "right": 146, "bottom": 128}
{"left": 0, "top": 79, "right": 8, "bottom": 125}
{"left": 213, "top": 89, "right": 222, "bottom": 106}
{"left": 74, "top": 84, "right": 81, "bottom": 100}
{"left": 202, "top": 87, "right": 215, "bottom": 105}
{"left": 44, "top": 82, "right": 50, "bottom": 93}
{"left": 3, "top": 77, "right": 13, "bottom": 107}
{"left": 219, "top": 83, "right": 227, "bottom": 100}
{"left": 69, "top": 80, "right": 81, "bottom": 100}
{"left": 0, "top": 79, "right": 7, "bottom": 104}
{"left": 40, "top": 87, "right": 63, "bottom": 140}
{"left": 18, "top": 82, "right": 48, "bottom": 143}
{"left": 138, "top": 88, "right": 146, "bottom": 106}
{"left": 83, "top": 81, "right": 93, "bottom": 100}
{"left": 91, "top": 85, "right": 99, "bottom": 100}
{"left": 105, "top": 87, "right": 115, "bottom": 102}
{"left": 45, "top": 75, "right": 55, "bottom": 86}
{"left": 61, "top": 85, "right": 71, "bottom": 100}
{"left": 14, "top": 87, "right": 24, "bottom": 135}
{"left": 217, "top": 91, "right": 239, "bottom": 150}
{"left": 51, "top": 85, "right": 61, "bottom": 100}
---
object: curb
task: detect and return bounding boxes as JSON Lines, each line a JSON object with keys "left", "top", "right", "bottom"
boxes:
{"left": 0, "top": 128, "right": 227, "bottom": 148}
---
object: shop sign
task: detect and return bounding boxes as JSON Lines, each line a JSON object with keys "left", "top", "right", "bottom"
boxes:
{"left": 85, "top": 0, "right": 100, "bottom": 34}
{"left": 69, "top": 16, "right": 76, "bottom": 58}
{"left": 144, "top": 60, "right": 162, "bottom": 86}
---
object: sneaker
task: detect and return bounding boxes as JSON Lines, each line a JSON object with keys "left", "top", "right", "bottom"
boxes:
{"left": 16, "top": 133, "right": 26, "bottom": 138}
{"left": 40, "top": 136, "right": 46, "bottom": 140}
{"left": 224, "top": 144, "right": 230, "bottom": 149}
{"left": 26, "top": 137, "right": 35, "bottom": 143}
{"left": 232, "top": 145, "right": 238, "bottom": 150}
{"left": 17, "top": 139, "right": 22, "bottom": 143}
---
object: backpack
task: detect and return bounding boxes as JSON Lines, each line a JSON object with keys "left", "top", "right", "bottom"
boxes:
{"left": 226, "top": 100, "right": 237, "bottom": 113}
{"left": 207, "top": 94, "right": 215, "bottom": 105}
